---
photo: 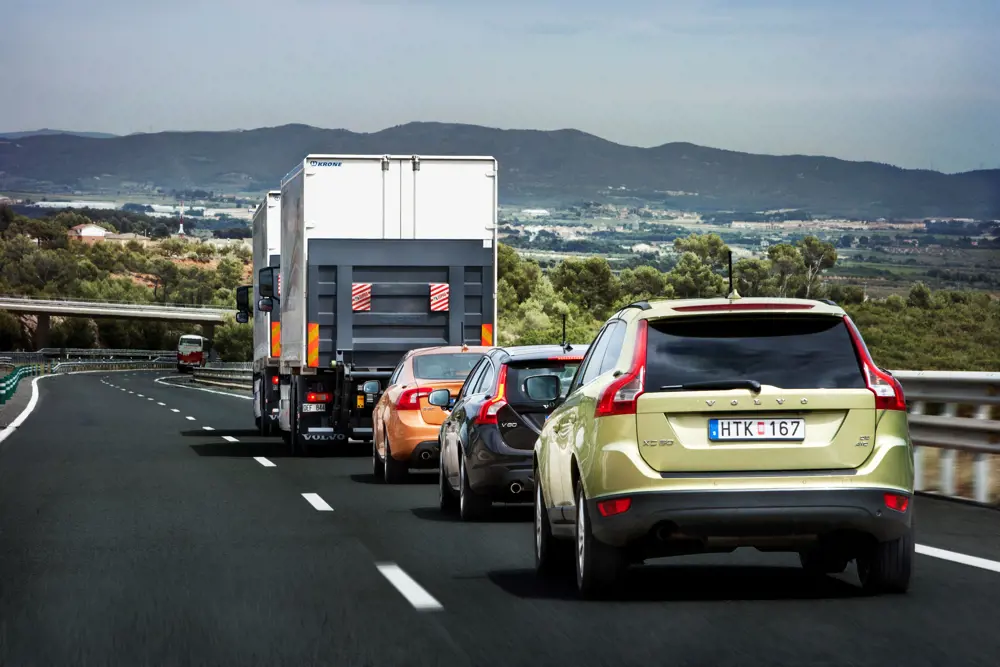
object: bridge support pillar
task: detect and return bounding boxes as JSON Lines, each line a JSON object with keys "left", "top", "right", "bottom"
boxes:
{"left": 34, "top": 313, "right": 51, "bottom": 350}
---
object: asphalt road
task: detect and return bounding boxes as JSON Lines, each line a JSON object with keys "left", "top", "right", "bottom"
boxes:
{"left": 2, "top": 370, "right": 999, "bottom": 666}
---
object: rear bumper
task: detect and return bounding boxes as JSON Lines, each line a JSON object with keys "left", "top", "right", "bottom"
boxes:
{"left": 468, "top": 453, "right": 534, "bottom": 501}
{"left": 408, "top": 440, "right": 440, "bottom": 469}
{"left": 586, "top": 487, "right": 912, "bottom": 548}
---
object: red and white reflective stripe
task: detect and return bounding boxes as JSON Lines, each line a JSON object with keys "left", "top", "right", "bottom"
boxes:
{"left": 429, "top": 283, "right": 450, "bottom": 312}
{"left": 352, "top": 283, "right": 372, "bottom": 311}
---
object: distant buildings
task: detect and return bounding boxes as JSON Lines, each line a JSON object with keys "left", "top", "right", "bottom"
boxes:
{"left": 67, "top": 223, "right": 107, "bottom": 244}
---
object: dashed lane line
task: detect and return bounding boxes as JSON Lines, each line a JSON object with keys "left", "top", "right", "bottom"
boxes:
{"left": 375, "top": 563, "right": 443, "bottom": 611}
{"left": 222, "top": 435, "right": 238, "bottom": 443}
{"left": 254, "top": 457, "right": 276, "bottom": 468}
{"left": 186, "top": 416, "right": 196, "bottom": 421}
{"left": 202, "top": 426, "right": 215, "bottom": 431}
{"left": 171, "top": 409, "right": 180, "bottom": 413}
{"left": 157, "top": 402, "right": 166, "bottom": 406}
{"left": 302, "top": 493, "right": 334, "bottom": 512}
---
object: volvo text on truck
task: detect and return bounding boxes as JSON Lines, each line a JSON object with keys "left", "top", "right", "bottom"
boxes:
{"left": 256, "top": 154, "right": 498, "bottom": 455}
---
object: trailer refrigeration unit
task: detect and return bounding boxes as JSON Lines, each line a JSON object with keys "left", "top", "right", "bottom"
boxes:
{"left": 256, "top": 154, "right": 498, "bottom": 454}
{"left": 250, "top": 190, "right": 282, "bottom": 435}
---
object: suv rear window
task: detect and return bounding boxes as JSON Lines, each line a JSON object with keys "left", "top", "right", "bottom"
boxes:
{"left": 506, "top": 360, "right": 582, "bottom": 403}
{"left": 645, "top": 315, "right": 866, "bottom": 391}
{"left": 413, "top": 353, "right": 484, "bottom": 380}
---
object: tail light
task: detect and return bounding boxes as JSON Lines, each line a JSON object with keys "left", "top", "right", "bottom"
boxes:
{"left": 597, "top": 497, "right": 631, "bottom": 517}
{"left": 271, "top": 375, "right": 279, "bottom": 386}
{"left": 884, "top": 493, "right": 909, "bottom": 512}
{"left": 396, "top": 387, "right": 432, "bottom": 410}
{"left": 306, "top": 392, "right": 331, "bottom": 403}
{"left": 595, "top": 320, "right": 648, "bottom": 418}
{"left": 475, "top": 365, "right": 508, "bottom": 425}
{"left": 843, "top": 316, "right": 906, "bottom": 411}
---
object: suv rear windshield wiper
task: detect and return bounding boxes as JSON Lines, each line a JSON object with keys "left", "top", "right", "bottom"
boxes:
{"left": 658, "top": 379, "right": 762, "bottom": 393}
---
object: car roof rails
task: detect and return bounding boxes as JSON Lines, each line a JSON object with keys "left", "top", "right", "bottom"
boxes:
{"left": 622, "top": 300, "right": 652, "bottom": 311}
{"left": 818, "top": 299, "right": 838, "bottom": 306}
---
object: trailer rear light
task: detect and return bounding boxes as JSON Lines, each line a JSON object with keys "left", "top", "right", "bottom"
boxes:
{"left": 843, "top": 316, "right": 906, "bottom": 411}
{"left": 595, "top": 320, "right": 648, "bottom": 418}
{"left": 884, "top": 493, "right": 909, "bottom": 512}
{"left": 396, "top": 387, "right": 432, "bottom": 410}
{"left": 475, "top": 365, "right": 508, "bottom": 425}
{"left": 673, "top": 302, "right": 816, "bottom": 312}
{"left": 305, "top": 392, "right": 331, "bottom": 403}
{"left": 271, "top": 375, "right": 279, "bottom": 385}
{"left": 597, "top": 497, "right": 631, "bottom": 517}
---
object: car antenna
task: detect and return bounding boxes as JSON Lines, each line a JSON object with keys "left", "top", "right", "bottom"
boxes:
{"left": 561, "top": 313, "right": 572, "bottom": 352}
{"left": 727, "top": 249, "right": 740, "bottom": 300}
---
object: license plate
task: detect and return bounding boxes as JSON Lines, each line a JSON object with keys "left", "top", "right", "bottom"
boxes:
{"left": 356, "top": 395, "right": 364, "bottom": 408}
{"left": 709, "top": 418, "right": 805, "bottom": 441}
{"left": 302, "top": 403, "right": 324, "bottom": 413}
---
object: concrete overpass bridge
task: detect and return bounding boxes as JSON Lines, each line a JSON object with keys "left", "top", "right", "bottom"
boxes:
{"left": 0, "top": 295, "right": 231, "bottom": 349}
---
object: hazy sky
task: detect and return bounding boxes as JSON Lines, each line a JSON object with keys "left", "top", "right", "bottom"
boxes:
{"left": 2, "top": 0, "right": 998, "bottom": 172}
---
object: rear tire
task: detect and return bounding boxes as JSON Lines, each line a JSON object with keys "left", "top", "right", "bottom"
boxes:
{"left": 372, "top": 438, "right": 385, "bottom": 481}
{"left": 535, "top": 478, "right": 571, "bottom": 577}
{"left": 458, "top": 453, "right": 490, "bottom": 521}
{"left": 857, "top": 529, "right": 914, "bottom": 594}
{"left": 383, "top": 438, "right": 408, "bottom": 484}
{"left": 574, "top": 482, "right": 625, "bottom": 599}
{"left": 439, "top": 457, "right": 457, "bottom": 512}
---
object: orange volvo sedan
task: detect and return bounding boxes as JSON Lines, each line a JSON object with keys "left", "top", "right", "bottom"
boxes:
{"left": 372, "top": 345, "right": 490, "bottom": 483}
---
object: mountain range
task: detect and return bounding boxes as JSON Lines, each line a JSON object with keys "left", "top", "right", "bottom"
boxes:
{"left": 0, "top": 129, "right": 118, "bottom": 140}
{"left": 0, "top": 122, "right": 997, "bottom": 219}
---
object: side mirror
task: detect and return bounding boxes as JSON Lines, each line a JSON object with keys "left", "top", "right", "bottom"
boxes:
{"left": 257, "top": 297, "right": 273, "bottom": 313}
{"left": 523, "top": 374, "right": 561, "bottom": 402}
{"left": 362, "top": 380, "right": 380, "bottom": 394}
{"left": 235, "top": 285, "right": 251, "bottom": 311}
{"left": 258, "top": 267, "right": 277, "bottom": 298}
{"left": 235, "top": 311, "right": 249, "bottom": 324}
{"left": 427, "top": 388, "right": 451, "bottom": 409}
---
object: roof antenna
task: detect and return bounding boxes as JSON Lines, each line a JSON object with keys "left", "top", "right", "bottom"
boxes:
{"left": 727, "top": 249, "right": 741, "bottom": 300}
{"left": 561, "top": 313, "right": 572, "bottom": 352}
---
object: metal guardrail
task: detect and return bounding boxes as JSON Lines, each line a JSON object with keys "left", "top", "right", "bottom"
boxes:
{"left": 0, "top": 348, "right": 175, "bottom": 362}
{"left": 51, "top": 360, "right": 176, "bottom": 374}
{"left": 893, "top": 371, "right": 1000, "bottom": 505}
{"left": 191, "top": 364, "right": 253, "bottom": 389}
{"left": 0, "top": 364, "right": 44, "bottom": 404}
{"left": 0, "top": 295, "right": 227, "bottom": 312}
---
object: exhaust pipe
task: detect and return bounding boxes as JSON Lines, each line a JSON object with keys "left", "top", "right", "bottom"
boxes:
{"left": 420, "top": 450, "right": 432, "bottom": 461}
{"left": 509, "top": 481, "right": 523, "bottom": 495}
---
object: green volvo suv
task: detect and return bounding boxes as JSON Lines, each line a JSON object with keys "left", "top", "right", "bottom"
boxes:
{"left": 529, "top": 297, "right": 914, "bottom": 598}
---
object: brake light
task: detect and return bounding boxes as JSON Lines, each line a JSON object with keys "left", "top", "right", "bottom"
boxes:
{"left": 396, "top": 387, "right": 432, "bottom": 410}
{"left": 672, "top": 302, "right": 815, "bottom": 312}
{"left": 884, "top": 493, "right": 909, "bottom": 512}
{"left": 475, "top": 365, "right": 508, "bottom": 425}
{"left": 548, "top": 355, "right": 585, "bottom": 361}
{"left": 271, "top": 375, "right": 279, "bottom": 386}
{"left": 595, "top": 320, "right": 648, "bottom": 418}
{"left": 306, "top": 392, "right": 331, "bottom": 403}
{"left": 597, "top": 497, "right": 631, "bottom": 517}
{"left": 843, "top": 317, "right": 906, "bottom": 411}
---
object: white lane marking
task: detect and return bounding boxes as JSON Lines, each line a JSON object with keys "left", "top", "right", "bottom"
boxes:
{"left": 157, "top": 402, "right": 165, "bottom": 406}
{"left": 137, "top": 394, "right": 144, "bottom": 397}
{"left": 202, "top": 426, "right": 215, "bottom": 431}
{"left": 186, "top": 416, "right": 196, "bottom": 421}
{"left": 171, "top": 408, "right": 180, "bottom": 413}
{"left": 0, "top": 375, "right": 48, "bottom": 445}
{"left": 154, "top": 376, "right": 252, "bottom": 400}
{"left": 128, "top": 391, "right": 134, "bottom": 394}
{"left": 147, "top": 397, "right": 154, "bottom": 401}
{"left": 917, "top": 544, "right": 1000, "bottom": 574}
{"left": 302, "top": 493, "right": 334, "bottom": 511}
{"left": 222, "top": 435, "right": 238, "bottom": 442}
{"left": 375, "top": 563, "right": 443, "bottom": 611}
{"left": 254, "top": 456, "right": 276, "bottom": 467}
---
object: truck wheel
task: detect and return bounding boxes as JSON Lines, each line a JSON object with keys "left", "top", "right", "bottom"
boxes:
{"left": 383, "top": 438, "right": 408, "bottom": 484}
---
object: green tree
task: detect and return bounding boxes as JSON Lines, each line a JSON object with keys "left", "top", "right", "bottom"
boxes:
{"left": 673, "top": 233, "right": 730, "bottom": 270}
{"left": 667, "top": 252, "right": 725, "bottom": 298}
{"left": 797, "top": 236, "right": 838, "bottom": 298}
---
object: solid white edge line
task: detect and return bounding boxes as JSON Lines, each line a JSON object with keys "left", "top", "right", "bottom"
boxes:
{"left": 154, "top": 376, "right": 252, "bottom": 401}
{"left": 0, "top": 375, "right": 45, "bottom": 445}
{"left": 375, "top": 563, "right": 443, "bottom": 611}
{"left": 254, "top": 456, "right": 276, "bottom": 467}
{"left": 222, "top": 435, "right": 238, "bottom": 442}
{"left": 301, "top": 493, "right": 334, "bottom": 511}
{"left": 916, "top": 544, "right": 1000, "bottom": 573}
